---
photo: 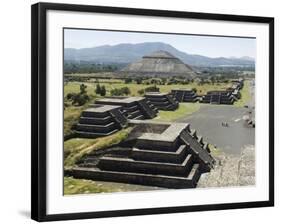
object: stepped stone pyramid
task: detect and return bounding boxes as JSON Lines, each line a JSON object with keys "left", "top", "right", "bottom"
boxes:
{"left": 95, "top": 97, "right": 158, "bottom": 120}
{"left": 171, "top": 89, "right": 198, "bottom": 102}
{"left": 145, "top": 92, "right": 179, "bottom": 111}
{"left": 121, "top": 50, "right": 197, "bottom": 78}
{"left": 69, "top": 120, "right": 215, "bottom": 189}
{"left": 75, "top": 104, "right": 128, "bottom": 138}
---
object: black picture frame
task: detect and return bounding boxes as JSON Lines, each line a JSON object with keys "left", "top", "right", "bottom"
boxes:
{"left": 31, "top": 2, "right": 274, "bottom": 222}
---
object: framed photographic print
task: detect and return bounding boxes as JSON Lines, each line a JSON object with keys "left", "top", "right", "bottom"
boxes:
{"left": 31, "top": 2, "right": 274, "bottom": 222}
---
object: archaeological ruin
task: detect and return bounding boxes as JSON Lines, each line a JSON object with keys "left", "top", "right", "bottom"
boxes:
{"left": 69, "top": 120, "right": 215, "bottom": 189}
{"left": 145, "top": 92, "right": 179, "bottom": 111}
{"left": 201, "top": 90, "right": 236, "bottom": 105}
{"left": 121, "top": 50, "right": 197, "bottom": 78}
{"left": 200, "top": 79, "right": 244, "bottom": 105}
{"left": 95, "top": 96, "right": 158, "bottom": 119}
{"left": 171, "top": 89, "right": 198, "bottom": 102}
{"left": 75, "top": 104, "right": 128, "bottom": 138}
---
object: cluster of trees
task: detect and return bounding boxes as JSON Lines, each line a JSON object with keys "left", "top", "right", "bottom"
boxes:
{"left": 124, "top": 77, "right": 194, "bottom": 86}
{"left": 66, "top": 84, "right": 90, "bottom": 106}
{"left": 124, "top": 77, "right": 143, "bottom": 84}
{"left": 95, "top": 84, "right": 106, "bottom": 96}
{"left": 64, "top": 61, "right": 122, "bottom": 74}
{"left": 198, "top": 66, "right": 255, "bottom": 79}
{"left": 110, "top": 87, "right": 131, "bottom": 96}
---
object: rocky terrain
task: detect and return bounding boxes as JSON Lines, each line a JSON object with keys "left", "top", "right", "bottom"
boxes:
{"left": 198, "top": 145, "right": 255, "bottom": 187}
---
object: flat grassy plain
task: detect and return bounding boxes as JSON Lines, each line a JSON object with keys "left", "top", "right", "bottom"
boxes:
{"left": 64, "top": 79, "right": 229, "bottom": 97}
{"left": 154, "top": 103, "right": 200, "bottom": 122}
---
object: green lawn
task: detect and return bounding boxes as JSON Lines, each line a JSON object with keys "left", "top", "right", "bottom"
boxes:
{"left": 154, "top": 103, "right": 200, "bottom": 122}
{"left": 64, "top": 128, "right": 132, "bottom": 168}
{"left": 234, "top": 80, "right": 251, "bottom": 107}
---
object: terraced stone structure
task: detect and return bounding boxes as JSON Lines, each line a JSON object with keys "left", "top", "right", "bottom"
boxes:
{"left": 121, "top": 50, "right": 197, "bottom": 79}
{"left": 171, "top": 89, "right": 198, "bottom": 102}
{"left": 95, "top": 97, "right": 158, "bottom": 120}
{"left": 145, "top": 92, "right": 179, "bottom": 111}
{"left": 75, "top": 104, "right": 128, "bottom": 138}
{"left": 69, "top": 120, "right": 215, "bottom": 189}
{"left": 201, "top": 90, "right": 235, "bottom": 105}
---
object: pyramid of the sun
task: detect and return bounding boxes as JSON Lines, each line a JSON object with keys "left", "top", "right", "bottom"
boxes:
{"left": 121, "top": 50, "right": 196, "bottom": 78}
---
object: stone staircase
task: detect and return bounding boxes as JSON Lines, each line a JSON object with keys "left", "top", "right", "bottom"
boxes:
{"left": 201, "top": 91, "right": 236, "bottom": 105}
{"left": 171, "top": 89, "right": 198, "bottom": 102}
{"left": 210, "top": 94, "right": 221, "bottom": 104}
{"left": 180, "top": 130, "right": 215, "bottom": 172}
{"left": 95, "top": 97, "right": 157, "bottom": 120}
{"left": 145, "top": 92, "right": 179, "bottom": 111}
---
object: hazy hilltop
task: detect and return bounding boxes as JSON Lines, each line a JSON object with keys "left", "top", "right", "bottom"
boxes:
{"left": 64, "top": 42, "right": 255, "bottom": 67}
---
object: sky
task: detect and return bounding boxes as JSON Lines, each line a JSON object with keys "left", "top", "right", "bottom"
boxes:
{"left": 64, "top": 29, "right": 256, "bottom": 59}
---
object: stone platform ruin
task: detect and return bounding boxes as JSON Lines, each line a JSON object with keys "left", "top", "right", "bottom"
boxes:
{"left": 95, "top": 97, "right": 158, "bottom": 120}
{"left": 200, "top": 78, "right": 244, "bottom": 105}
{"left": 201, "top": 90, "right": 235, "bottom": 105}
{"left": 75, "top": 104, "right": 128, "bottom": 138}
{"left": 171, "top": 89, "right": 198, "bottom": 102}
{"left": 69, "top": 120, "right": 215, "bottom": 189}
{"left": 145, "top": 92, "right": 179, "bottom": 111}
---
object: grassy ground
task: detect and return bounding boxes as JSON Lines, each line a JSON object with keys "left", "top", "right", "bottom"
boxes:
{"left": 64, "top": 105, "right": 86, "bottom": 136}
{"left": 64, "top": 176, "right": 158, "bottom": 195}
{"left": 64, "top": 177, "right": 114, "bottom": 194}
{"left": 64, "top": 128, "right": 132, "bottom": 168}
{"left": 64, "top": 80, "right": 229, "bottom": 97}
{"left": 154, "top": 103, "right": 200, "bottom": 122}
{"left": 233, "top": 80, "right": 251, "bottom": 107}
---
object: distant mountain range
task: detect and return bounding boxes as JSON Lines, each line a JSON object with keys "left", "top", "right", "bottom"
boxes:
{"left": 64, "top": 42, "right": 255, "bottom": 67}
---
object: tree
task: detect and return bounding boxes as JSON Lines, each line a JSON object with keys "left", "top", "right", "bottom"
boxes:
{"left": 100, "top": 85, "right": 106, "bottom": 96}
{"left": 71, "top": 93, "right": 89, "bottom": 106}
{"left": 95, "top": 83, "right": 101, "bottom": 95}
{"left": 124, "top": 78, "right": 132, "bottom": 84}
{"left": 135, "top": 77, "right": 142, "bottom": 84}
{"left": 191, "top": 88, "right": 197, "bottom": 93}
{"left": 122, "top": 87, "right": 131, "bottom": 95}
{"left": 80, "top": 84, "right": 87, "bottom": 94}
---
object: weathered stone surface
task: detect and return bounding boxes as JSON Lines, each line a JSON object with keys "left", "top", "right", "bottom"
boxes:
{"left": 75, "top": 104, "right": 128, "bottom": 138}
{"left": 95, "top": 97, "right": 158, "bottom": 119}
{"left": 171, "top": 89, "right": 198, "bottom": 102}
{"left": 121, "top": 50, "right": 196, "bottom": 79}
{"left": 197, "top": 145, "right": 255, "bottom": 188}
{"left": 145, "top": 92, "right": 179, "bottom": 111}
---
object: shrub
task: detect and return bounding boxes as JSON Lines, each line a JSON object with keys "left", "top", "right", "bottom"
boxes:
{"left": 100, "top": 85, "right": 106, "bottom": 96}
{"left": 137, "top": 89, "right": 145, "bottom": 95}
{"left": 124, "top": 78, "right": 132, "bottom": 84}
{"left": 191, "top": 88, "right": 197, "bottom": 93}
{"left": 110, "top": 87, "right": 131, "bottom": 96}
{"left": 135, "top": 78, "right": 142, "bottom": 84}
{"left": 144, "top": 85, "right": 159, "bottom": 92}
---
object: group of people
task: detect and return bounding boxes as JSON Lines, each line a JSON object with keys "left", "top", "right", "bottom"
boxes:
{"left": 221, "top": 122, "right": 229, "bottom": 127}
